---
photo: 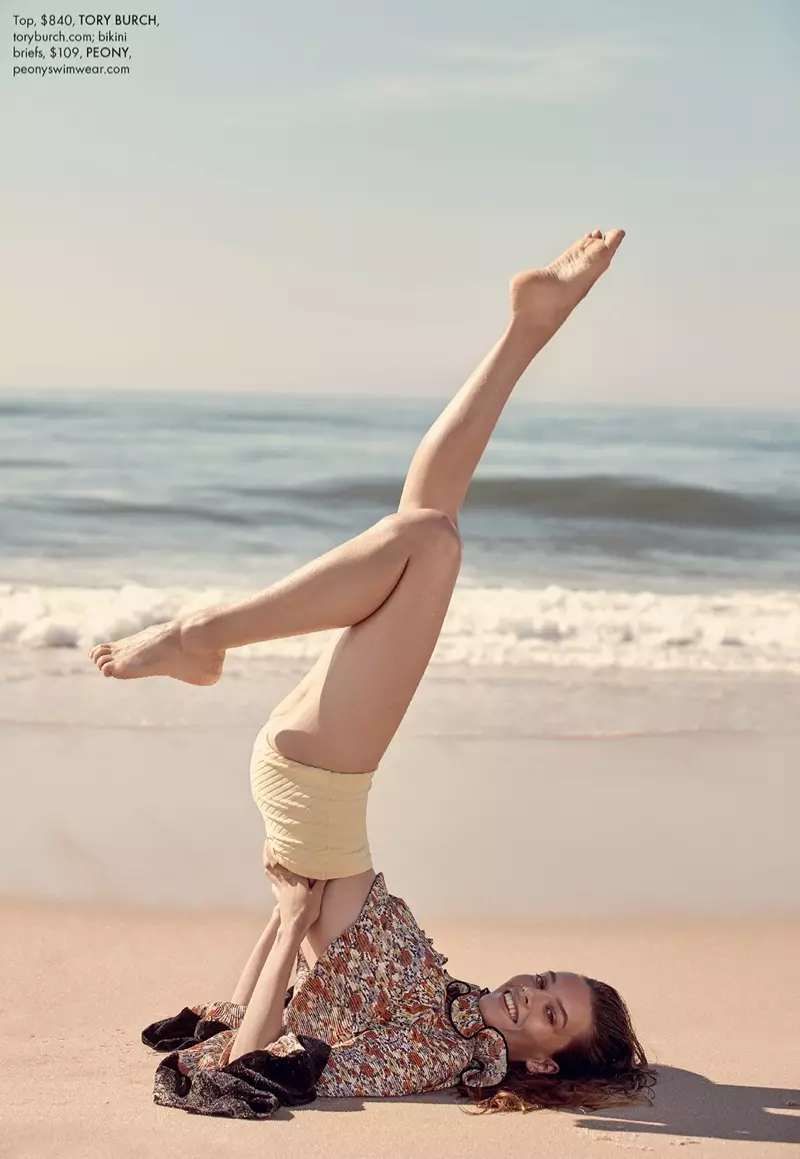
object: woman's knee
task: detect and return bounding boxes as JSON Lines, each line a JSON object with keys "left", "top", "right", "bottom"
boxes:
{"left": 391, "top": 507, "right": 462, "bottom": 560}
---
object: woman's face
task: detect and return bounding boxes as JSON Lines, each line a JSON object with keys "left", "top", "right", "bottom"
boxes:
{"left": 478, "top": 971, "right": 594, "bottom": 1070}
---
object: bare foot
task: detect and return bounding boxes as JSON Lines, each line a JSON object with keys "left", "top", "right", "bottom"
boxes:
{"left": 88, "top": 620, "right": 225, "bottom": 685}
{"left": 510, "top": 228, "right": 625, "bottom": 332}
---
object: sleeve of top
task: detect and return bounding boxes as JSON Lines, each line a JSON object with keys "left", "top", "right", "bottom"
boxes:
{"left": 316, "top": 1022, "right": 470, "bottom": 1098}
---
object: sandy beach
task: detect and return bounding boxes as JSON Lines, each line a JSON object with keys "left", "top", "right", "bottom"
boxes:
{"left": 1, "top": 898, "right": 798, "bottom": 1158}
{"left": 1, "top": 658, "right": 798, "bottom": 1155}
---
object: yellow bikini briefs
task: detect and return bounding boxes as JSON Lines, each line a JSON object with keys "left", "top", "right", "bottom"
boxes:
{"left": 249, "top": 722, "right": 375, "bottom": 881}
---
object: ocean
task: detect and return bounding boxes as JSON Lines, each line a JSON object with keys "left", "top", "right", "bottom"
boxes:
{"left": 2, "top": 392, "right": 799, "bottom": 914}
{"left": 2, "top": 391, "right": 800, "bottom": 675}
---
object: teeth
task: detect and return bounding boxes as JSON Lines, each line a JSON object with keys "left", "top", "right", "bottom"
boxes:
{"left": 503, "top": 991, "right": 518, "bottom": 1023}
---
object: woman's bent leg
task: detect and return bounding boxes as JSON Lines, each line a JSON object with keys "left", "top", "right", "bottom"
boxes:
{"left": 269, "top": 508, "right": 462, "bottom": 772}
{"left": 90, "top": 509, "right": 450, "bottom": 682}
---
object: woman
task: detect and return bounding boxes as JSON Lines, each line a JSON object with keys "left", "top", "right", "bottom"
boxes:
{"left": 92, "top": 229, "right": 655, "bottom": 1119}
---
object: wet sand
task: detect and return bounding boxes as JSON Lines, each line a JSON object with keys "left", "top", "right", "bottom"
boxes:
{"left": 1, "top": 660, "right": 797, "bottom": 916}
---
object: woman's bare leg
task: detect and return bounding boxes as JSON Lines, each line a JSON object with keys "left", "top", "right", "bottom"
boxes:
{"left": 89, "top": 508, "right": 457, "bottom": 684}
{"left": 267, "top": 507, "right": 463, "bottom": 772}
{"left": 398, "top": 229, "right": 625, "bottom": 518}
{"left": 90, "top": 231, "right": 625, "bottom": 758}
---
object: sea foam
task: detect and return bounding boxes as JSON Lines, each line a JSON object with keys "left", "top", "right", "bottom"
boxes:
{"left": 1, "top": 582, "right": 799, "bottom": 674}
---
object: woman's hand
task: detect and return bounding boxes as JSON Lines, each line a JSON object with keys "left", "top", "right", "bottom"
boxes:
{"left": 265, "top": 864, "right": 326, "bottom": 936}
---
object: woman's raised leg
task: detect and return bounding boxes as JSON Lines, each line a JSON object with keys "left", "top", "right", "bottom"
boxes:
{"left": 397, "top": 228, "right": 624, "bottom": 519}
{"left": 258, "top": 229, "right": 627, "bottom": 773}
{"left": 90, "top": 231, "right": 624, "bottom": 771}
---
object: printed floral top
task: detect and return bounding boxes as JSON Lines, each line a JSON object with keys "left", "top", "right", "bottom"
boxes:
{"left": 167, "top": 873, "right": 508, "bottom": 1099}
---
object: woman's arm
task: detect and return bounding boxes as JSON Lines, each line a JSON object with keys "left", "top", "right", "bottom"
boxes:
{"left": 230, "top": 906, "right": 281, "bottom": 1006}
{"left": 227, "top": 868, "right": 325, "bottom": 1063}
{"left": 227, "top": 919, "right": 306, "bottom": 1062}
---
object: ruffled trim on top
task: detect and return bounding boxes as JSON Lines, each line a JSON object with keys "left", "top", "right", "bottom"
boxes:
{"left": 444, "top": 977, "right": 509, "bottom": 1090}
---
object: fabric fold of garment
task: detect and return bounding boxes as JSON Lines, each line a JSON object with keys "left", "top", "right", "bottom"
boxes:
{"left": 142, "top": 1006, "right": 234, "bottom": 1054}
{"left": 152, "top": 1033, "right": 331, "bottom": 1120}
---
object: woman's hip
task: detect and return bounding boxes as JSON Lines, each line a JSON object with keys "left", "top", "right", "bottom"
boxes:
{"left": 250, "top": 722, "right": 375, "bottom": 881}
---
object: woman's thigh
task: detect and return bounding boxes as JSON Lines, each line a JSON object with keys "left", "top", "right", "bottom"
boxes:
{"left": 270, "top": 509, "right": 462, "bottom": 774}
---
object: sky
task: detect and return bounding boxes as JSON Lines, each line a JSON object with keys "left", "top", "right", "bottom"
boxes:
{"left": 3, "top": 0, "right": 799, "bottom": 404}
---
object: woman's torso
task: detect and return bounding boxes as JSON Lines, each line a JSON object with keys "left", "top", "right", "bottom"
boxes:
{"left": 286, "top": 873, "right": 451, "bottom": 1043}
{"left": 281, "top": 873, "right": 507, "bottom": 1098}
{"left": 177, "top": 874, "right": 508, "bottom": 1100}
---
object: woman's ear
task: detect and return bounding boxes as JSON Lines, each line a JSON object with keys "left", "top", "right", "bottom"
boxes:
{"left": 525, "top": 1057, "right": 559, "bottom": 1076}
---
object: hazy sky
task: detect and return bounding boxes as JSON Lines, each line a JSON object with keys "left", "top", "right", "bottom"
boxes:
{"left": 4, "top": 0, "right": 798, "bottom": 403}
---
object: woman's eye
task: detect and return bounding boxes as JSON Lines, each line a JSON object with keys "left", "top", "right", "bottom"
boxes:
{"left": 547, "top": 1006, "right": 555, "bottom": 1024}
{"left": 535, "top": 974, "right": 544, "bottom": 988}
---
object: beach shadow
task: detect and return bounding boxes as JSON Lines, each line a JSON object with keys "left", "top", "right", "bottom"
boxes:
{"left": 296, "top": 1069, "right": 799, "bottom": 1144}
{"left": 575, "top": 1066, "right": 799, "bottom": 1145}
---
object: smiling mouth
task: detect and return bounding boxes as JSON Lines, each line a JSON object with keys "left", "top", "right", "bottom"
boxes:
{"left": 503, "top": 990, "right": 518, "bottom": 1024}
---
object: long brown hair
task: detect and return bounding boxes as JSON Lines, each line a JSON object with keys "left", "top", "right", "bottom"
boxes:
{"left": 460, "top": 977, "right": 656, "bottom": 1114}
